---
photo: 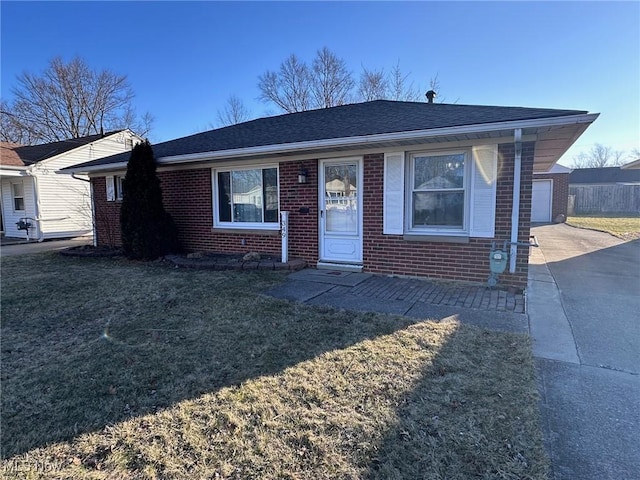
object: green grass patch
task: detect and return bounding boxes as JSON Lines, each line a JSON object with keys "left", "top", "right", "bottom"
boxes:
{"left": 1, "top": 253, "right": 548, "bottom": 479}
{"left": 567, "top": 214, "right": 640, "bottom": 240}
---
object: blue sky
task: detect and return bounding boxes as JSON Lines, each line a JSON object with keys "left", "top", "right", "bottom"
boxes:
{"left": 1, "top": 1, "right": 639, "bottom": 165}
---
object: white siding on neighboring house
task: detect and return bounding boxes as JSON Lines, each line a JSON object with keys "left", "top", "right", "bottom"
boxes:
{"left": 1, "top": 177, "right": 38, "bottom": 239}
{"left": 32, "top": 166, "right": 92, "bottom": 238}
{"left": 1, "top": 130, "right": 140, "bottom": 240}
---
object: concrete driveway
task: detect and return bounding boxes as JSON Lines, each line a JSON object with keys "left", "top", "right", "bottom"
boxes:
{"left": 529, "top": 224, "right": 640, "bottom": 479}
{"left": 0, "top": 237, "right": 91, "bottom": 257}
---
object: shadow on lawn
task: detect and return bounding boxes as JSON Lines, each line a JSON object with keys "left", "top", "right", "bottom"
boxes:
{"left": 1, "top": 255, "right": 422, "bottom": 459}
{"left": 363, "top": 324, "right": 549, "bottom": 479}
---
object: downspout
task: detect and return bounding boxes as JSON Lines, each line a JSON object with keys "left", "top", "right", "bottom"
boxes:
{"left": 509, "top": 128, "right": 522, "bottom": 273}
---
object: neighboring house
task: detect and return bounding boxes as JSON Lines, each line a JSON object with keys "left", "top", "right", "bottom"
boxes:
{"left": 621, "top": 158, "right": 640, "bottom": 170}
{"left": 568, "top": 166, "right": 640, "bottom": 214}
{"left": 0, "top": 130, "right": 141, "bottom": 240}
{"left": 67, "top": 100, "right": 597, "bottom": 290}
{"left": 531, "top": 163, "right": 571, "bottom": 223}
{"left": 569, "top": 167, "right": 640, "bottom": 186}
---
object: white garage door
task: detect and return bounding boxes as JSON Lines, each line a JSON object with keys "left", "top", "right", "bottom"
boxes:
{"left": 531, "top": 180, "right": 552, "bottom": 222}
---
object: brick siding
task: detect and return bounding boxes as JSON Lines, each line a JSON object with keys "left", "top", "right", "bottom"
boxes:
{"left": 92, "top": 141, "right": 533, "bottom": 290}
{"left": 361, "top": 142, "right": 534, "bottom": 290}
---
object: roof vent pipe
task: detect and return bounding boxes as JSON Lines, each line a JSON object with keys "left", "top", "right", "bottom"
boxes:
{"left": 425, "top": 90, "right": 436, "bottom": 103}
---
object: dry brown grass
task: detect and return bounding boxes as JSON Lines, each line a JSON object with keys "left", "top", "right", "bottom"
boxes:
{"left": 567, "top": 214, "right": 640, "bottom": 241}
{"left": 1, "top": 253, "right": 548, "bottom": 479}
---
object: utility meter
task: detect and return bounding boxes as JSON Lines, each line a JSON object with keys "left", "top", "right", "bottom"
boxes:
{"left": 488, "top": 241, "right": 509, "bottom": 287}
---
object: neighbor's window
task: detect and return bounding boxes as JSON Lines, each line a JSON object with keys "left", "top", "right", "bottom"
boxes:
{"left": 409, "top": 151, "right": 467, "bottom": 231}
{"left": 115, "top": 175, "right": 124, "bottom": 201}
{"left": 215, "top": 166, "right": 279, "bottom": 228}
{"left": 12, "top": 182, "right": 25, "bottom": 211}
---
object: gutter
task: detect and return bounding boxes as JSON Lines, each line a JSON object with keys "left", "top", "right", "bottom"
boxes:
{"left": 509, "top": 128, "right": 522, "bottom": 274}
{"left": 64, "top": 113, "right": 599, "bottom": 175}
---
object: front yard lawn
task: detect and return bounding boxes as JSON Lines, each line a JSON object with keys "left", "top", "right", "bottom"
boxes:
{"left": 567, "top": 213, "right": 640, "bottom": 240}
{"left": 1, "top": 253, "right": 548, "bottom": 479}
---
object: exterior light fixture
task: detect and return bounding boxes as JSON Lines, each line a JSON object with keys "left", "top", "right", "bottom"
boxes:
{"left": 298, "top": 166, "right": 308, "bottom": 184}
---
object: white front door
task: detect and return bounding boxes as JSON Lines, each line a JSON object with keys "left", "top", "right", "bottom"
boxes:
{"left": 319, "top": 158, "right": 363, "bottom": 264}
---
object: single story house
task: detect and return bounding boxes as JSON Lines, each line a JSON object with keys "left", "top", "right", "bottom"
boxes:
{"left": 67, "top": 100, "right": 597, "bottom": 290}
{"left": 0, "top": 130, "right": 141, "bottom": 240}
{"left": 531, "top": 163, "right": 572, "bottom": 223}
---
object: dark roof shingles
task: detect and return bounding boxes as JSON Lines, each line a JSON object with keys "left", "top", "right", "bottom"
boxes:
{"left": 72, "top": 101, "right": 588, "bottom": 169}
{"left": 569, "top": 167, "right": 640, "bottom": 184}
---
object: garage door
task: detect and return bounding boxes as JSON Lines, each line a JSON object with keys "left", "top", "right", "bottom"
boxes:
{"left": 531, "top": 180, "right": 552, "bottom": 222}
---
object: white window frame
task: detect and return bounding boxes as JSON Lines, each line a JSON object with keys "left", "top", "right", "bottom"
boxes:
{"left": 406, "top": 149, "right": 470, "bottom": 236}
{"left": 115, "top": 175, "right": 125, "bottom": 201}
{"left": 12, "top": 181, "right": 25, "bottom": 212}
{"left": 212, "top": 164, "right": 280, "bottom": 230}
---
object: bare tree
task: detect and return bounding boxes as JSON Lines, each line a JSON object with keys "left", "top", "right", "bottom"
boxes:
{"left": 258, "top": 48, "right": 449, "bottom": 111}
{"left": 1, "top": 56, "right": 152, "bottom": 145}
{"left": 310, "top": 47, "right": 354, "bottom": 108}
{"left": 358, "top": 66, "right": 388, "bottom": 101}
{"left": 389, "top": 62, "right": 421, "bottom": 101}
{"left": 358, "top": 62, "right": 431, "bottom": 102}
{"left": 572, "top": 143, "right": 627, "bottom": 168}
{"left": 258, "top": 54, "right": 312, "bottom": 113}
{"left": 217, "top": 95, "right": 252, "bottom": 127}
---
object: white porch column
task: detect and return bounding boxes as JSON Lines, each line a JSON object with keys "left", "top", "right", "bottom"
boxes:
{"left": 280, "top": 211, "right": 289, "bottom": 263}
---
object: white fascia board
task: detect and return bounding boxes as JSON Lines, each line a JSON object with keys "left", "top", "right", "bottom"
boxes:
{"left": 69, "top": 113, "right": 599, "bottom": 174}
{"left": 0, "top": 166, "right": 28, "bottom": 176}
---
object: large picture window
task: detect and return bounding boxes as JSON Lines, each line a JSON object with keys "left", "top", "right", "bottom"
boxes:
{"left": 409, "top": 151, "right": 467, "bottom": 231}
{"left": 215, "top": 166, "right": 279, "bottom": 228}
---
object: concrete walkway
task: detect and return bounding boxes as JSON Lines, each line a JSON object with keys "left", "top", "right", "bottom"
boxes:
{"left": 266, "top": 268, "right": 528, "bottom": 334}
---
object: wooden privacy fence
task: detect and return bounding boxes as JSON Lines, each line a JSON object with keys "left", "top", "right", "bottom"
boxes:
{"left": 568, "top": 184, "right": 640, "bottom": 214}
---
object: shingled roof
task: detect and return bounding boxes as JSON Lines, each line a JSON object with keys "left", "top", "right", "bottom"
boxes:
{"left": 67, "top": 100, "right": 592, "bottom": 171}
{"left": 0, "top": 131, "right": 125, "bottom": 167}
{"left": 569, "top": 167, "right": 640, "bottom": 184}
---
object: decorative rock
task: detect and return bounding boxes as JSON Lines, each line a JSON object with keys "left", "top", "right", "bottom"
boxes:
{"left": 243, "top": 252, "right": 261, "bottom": 262}
{"left": 187, "top": 252, "right": 204, "bottom": 259}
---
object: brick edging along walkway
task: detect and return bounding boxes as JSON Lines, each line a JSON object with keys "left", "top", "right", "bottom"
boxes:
{"left": 350, "top": 276, "right": 525, "bottom": 313}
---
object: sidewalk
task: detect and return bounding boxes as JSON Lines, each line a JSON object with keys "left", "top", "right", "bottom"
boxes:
{"left": 266, "top": 269, "right": 528, "bottom": 334}
{"left": 527, "top": 246, "right": 579, "bottom": 363}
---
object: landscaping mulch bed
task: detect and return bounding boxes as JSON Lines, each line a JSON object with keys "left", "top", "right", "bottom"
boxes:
{"left": 165, "top": 252, "right": 307, "bottom": 271}
{"left": 59, "top": 245, "right": 123, "bottom": 258}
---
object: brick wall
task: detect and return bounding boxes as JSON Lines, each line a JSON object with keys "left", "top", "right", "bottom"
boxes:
{"left": 534, "top": 172, "right": 569, "bottom": 220}
{"left": 93, "top": 142, "right": 534, "bottom": 290}
{"left": 92, "top": 161, "right": 319, "bottom": 261}
{"left": 361, "top": 142, "right": 534, "bottom": 290}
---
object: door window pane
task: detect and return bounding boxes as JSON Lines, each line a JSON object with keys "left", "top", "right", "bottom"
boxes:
{"left": 325, "top": 164, "right": 357, "bottom": 233}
